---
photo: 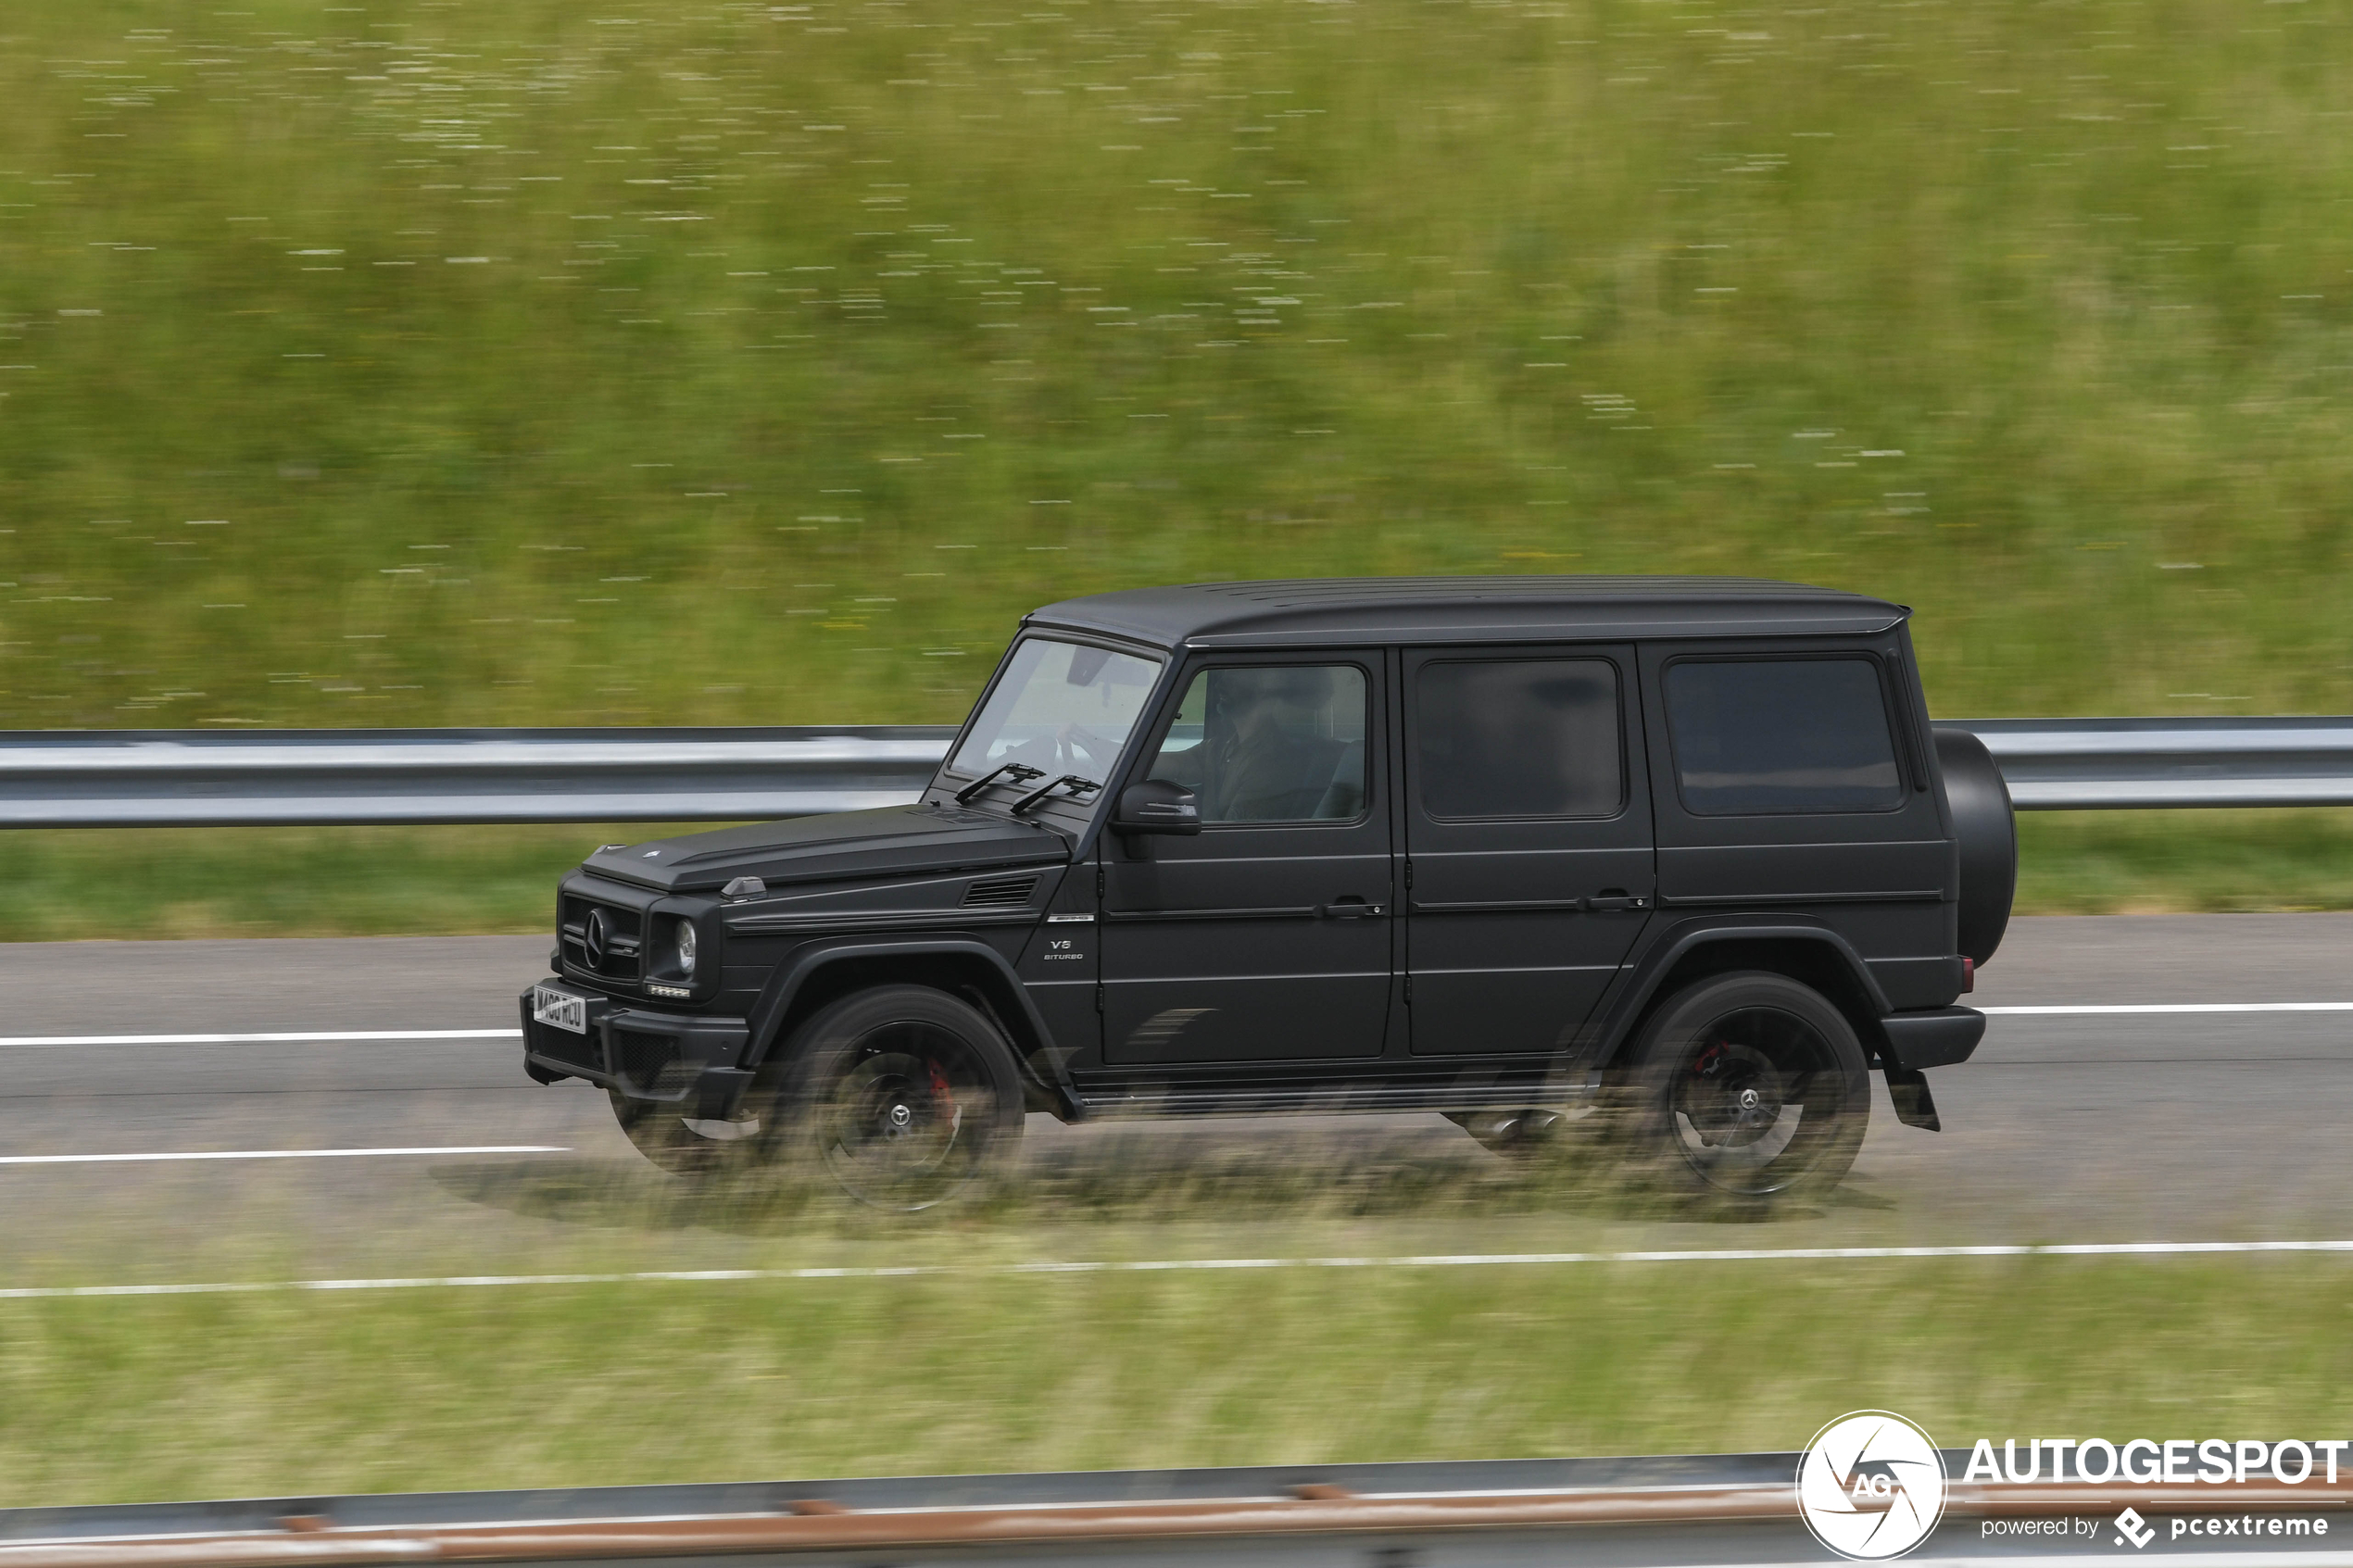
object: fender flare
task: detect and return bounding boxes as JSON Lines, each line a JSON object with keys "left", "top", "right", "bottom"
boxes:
{"left": 1581, "top": 916, "right": 1895, "bottom": 1069}
{"left": 742, "top": 936, "right": 1080, "bottom": 1117}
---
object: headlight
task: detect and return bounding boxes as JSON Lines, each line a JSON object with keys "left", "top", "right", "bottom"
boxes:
{"left": 676, "top": 919, "right": 698, "bottom": 977}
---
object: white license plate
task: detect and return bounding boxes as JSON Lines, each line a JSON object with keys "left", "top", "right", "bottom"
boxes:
{"left": 533, "top": 985, "right": 587, "bottom": 1035}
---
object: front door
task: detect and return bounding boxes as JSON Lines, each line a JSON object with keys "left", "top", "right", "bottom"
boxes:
{"left": 1100, "top": 654, "right": 1394, "bottom": 1065}
{"left": 1403, "top": 646, "right": 1654, "bottom": 1056}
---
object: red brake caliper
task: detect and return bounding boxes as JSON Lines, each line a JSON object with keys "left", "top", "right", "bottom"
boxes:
{"left": 927, "top": 1060, "right": 960, "bottom": 1132}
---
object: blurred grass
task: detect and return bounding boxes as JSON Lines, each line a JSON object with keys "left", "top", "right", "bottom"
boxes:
{"left": 0, "top": 822, "right": 700, "bottom": 940}
{"left": 4, "top": 0, "right": 2353, "bottom": 729}
{"left": 2016, "top": 809, "right": 2353, "bottom": 914}
{"left": 1, "top": 1255, "right": 2348, "bottom": 1504}
{"left": 6, "top": 809, "right": 2352, "bottom": 941}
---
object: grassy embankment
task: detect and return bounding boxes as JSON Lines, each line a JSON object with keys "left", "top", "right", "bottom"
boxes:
{"left": 1, "top": 1254, "right": 2347, "bottom": 1505}
{"left": 6, "top": 809, "right": 2353, "bottom": 940}
{"left": 3, "top": 0, "right": 2352, "bottom": 922}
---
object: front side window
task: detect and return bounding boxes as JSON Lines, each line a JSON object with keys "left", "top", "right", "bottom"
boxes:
{"left": 1665, "top": 657, "right": 1903, "bottom": 815}
{"left": 1141, "top": 664, "right": 1368, "bottom": 823}
{"left": 950, "top": 638, "right": 1164, "bottom": 783}
{"left": 1416, "top": 659, "right": 1623, "bottom": 819}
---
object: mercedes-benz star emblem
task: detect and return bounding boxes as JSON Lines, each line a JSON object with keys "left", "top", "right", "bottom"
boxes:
{"left": 584, "top": 908, "right": 610, "bottom": 970}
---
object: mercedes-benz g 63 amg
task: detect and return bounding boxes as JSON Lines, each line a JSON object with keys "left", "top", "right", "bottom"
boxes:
{"left": 521, "top": 577, "right": 2015, "bottom": 1208}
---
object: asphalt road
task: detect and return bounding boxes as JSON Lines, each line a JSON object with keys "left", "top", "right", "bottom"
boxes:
{"left": 0, "top": 915, "right": 2347, "bottom": 1278}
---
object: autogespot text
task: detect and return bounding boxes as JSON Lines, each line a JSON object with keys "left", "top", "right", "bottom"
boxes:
{"left": 1963, "top": 1438, "right": 2350, "bottom": 1486}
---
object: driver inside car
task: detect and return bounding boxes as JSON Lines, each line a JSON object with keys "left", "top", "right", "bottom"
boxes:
{"left": 1154, "top": 666, "right": 1357, "bottom": 822}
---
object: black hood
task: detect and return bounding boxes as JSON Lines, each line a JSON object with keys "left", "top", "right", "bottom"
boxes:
{"left": 584, "top": 805, "right": 1069, "bottom": 895}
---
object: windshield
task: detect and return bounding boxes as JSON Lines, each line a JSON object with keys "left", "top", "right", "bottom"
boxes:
{"left": 950, "top": 638, "right": 1164, "bottom": 786}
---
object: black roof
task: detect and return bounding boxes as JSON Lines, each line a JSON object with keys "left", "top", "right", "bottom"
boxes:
{"left": 1026, "top": 576, "right": 1908, "bottom": 650}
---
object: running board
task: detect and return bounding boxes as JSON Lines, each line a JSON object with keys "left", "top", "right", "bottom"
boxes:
{"left": 1069, "top": 1076, "right": 1598, "bottom": 1121}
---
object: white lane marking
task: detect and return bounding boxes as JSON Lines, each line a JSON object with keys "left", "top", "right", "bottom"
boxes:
{"left": 4, "top": 1238, "right": 2349, "bottom": 1298}
{"left": 3, "top": 1004, "right": 2350, "bottom": 1046}
{"left": 0, "top": 1029, "right": 524, "bottom": 1047}
{"left": 1983, "top": 1002, "right": 2353, "bottom": 1015}
{"left": 0, "top": 1003, "right": 2345, "bottom": 1047}
{"left": 0, "top": 1146, "right": 565, "bottom": 1166}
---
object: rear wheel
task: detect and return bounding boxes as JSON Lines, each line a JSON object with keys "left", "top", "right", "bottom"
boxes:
{"left": 755, "top": 985, "right": 1025, "bottom": 1211}
{"left": 1614, "top": 972, "right": 1869, "bottom": 1202}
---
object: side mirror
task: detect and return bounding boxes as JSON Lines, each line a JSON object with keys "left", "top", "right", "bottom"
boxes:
{"left": 1114, "top": 779, "right": 1202, "bottom": 835}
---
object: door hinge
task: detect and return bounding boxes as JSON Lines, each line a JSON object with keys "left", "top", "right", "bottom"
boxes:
{"left": 1094, "top": 983, "right": 1104, "bottom": 1014}
{"left": 1403, "top": 859, "right": 1415, "bottom": 889}
{"left": 1403, "top": 975, "right": 1413, "bottom": 1005}
{"left": 1095, "top": 863, "right": 1105, "bottom": 899}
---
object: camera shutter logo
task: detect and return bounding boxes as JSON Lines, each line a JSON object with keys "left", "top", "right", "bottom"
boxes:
{"left": 1796, "top": 1411, "right": 1949, "bottom": 1561}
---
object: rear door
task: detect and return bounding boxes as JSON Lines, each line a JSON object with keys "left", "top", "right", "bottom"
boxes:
{"left": 1099, "top": 653, "right": 1394, "bottom": 1065}
{"left": 1641, "top": 640, "right": 1955, "bottom": 1008}
{"left": 1402, "top": 646, "right": 1654, "bottom": 1056}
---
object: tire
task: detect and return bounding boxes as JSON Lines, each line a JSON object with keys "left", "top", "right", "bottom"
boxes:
{"left": 607, "top": 1088, "right": 749, "bottom": 1182}
{"left": 752, "top": 985, "right": 1026, "bottom": 1211}
{"left": 1613, "top": 972, "right": 1869, "bottom": 1202}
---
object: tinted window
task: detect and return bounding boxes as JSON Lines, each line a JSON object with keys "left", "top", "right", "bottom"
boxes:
{"left": 1666, "top": 658, "right": 1903, "bottom": 815}
{"left": 1143, "top": 664, "right": 1368, "bottom": 822}
{"left": 950, "top": 638, "right": 1163, "bottom": 782}
{"left": 1416, "top": 659, "right": 1623, "bottom": 819}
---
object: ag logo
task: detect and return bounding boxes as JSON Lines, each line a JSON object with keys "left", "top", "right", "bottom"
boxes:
{"left": 1796, "top": 1411, "right": 1948, "bottom": 1561}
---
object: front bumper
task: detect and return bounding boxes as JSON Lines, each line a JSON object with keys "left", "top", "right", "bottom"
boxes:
{"left": 520, "top": 983, "right": 753, "bottom": 1118}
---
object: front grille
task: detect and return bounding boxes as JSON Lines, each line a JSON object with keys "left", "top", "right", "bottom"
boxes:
{"left": 560, "top": 895, "right": 644, "bottom": 980}
{"left": 963, "top": 873, "right": 1040, "bottom": 909}
{"left": 612, "top": 1028, "right": 696, "bottom": 1096}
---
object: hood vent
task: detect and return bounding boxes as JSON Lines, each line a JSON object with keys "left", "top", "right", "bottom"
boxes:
{"left": 963, "top": 873, "right": 1040, "bottom": 909}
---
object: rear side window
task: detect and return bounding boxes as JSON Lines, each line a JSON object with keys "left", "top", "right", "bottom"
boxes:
{"left": 1416, "top": 659, "right": 1623, "bottom": 819}
{"left": 1665, "top": 658, "right": 1903, "bottom": 815}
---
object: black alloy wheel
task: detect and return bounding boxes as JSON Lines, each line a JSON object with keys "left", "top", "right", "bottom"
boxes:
{"left": 1618, "top": 972, "right": 1869, "bottom": 1201}
{"left": 761, "top": 985, "right": 1026, "bottom": 1211}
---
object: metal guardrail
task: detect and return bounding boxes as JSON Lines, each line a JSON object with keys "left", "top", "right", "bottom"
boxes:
{"left": 0, "top": 726, "right": 957, "bottom": 828}
{"left": 1962, "top": 717, "right": 2353, "bottom": 809}
{"left": 1, "top": 718, "right": 2349, "bottom": 827}
{"left": 3, "top": 1454, "right": 2348, "bottom": 1568}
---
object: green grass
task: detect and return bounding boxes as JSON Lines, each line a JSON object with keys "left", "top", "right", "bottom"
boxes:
{"left": 5, "top": 0, "right": 2353, "bottom": 729}
{"left": 4, "top": 809, "right": 2347, "bottom": 942}
{"left": 2, "top": 1255, "right": 2347, "bottom": 1504}
{"left": 2016, "top": 809, "right": 2353, "bottom": 914}
{"left": 0, "top": 822, "right": 688, "bottom": 940}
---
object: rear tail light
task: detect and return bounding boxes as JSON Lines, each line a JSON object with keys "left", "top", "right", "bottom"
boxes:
{"left": 1960, "top": 956, "right": 1975, "bottom": 994}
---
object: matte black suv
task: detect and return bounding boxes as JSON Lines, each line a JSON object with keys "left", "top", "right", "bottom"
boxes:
{"left": 521, "top": 577, "right": 2014, "bottom": 1208}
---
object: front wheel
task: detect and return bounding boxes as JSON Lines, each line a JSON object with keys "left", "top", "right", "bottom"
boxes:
{"left": 755, "top": 985, "right": 1026, "bottom": 1211}
{"left": 1612, "top": 972, "right": 1869, "bottom": 1202}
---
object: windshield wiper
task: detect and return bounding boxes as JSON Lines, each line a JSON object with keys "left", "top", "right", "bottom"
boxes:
{"left": 953, "top": 761, "right": 1045, "bottom": 806}
{"left": 1010, "top": 774, "right": 1102, "bottom": 815}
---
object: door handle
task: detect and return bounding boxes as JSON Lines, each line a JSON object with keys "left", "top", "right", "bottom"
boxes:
{"left": 1320, "top": 897, "right": 1387, "bottom": 919}
{"left": 1583, "top": 890, "right": 1651, "bottom": 912}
